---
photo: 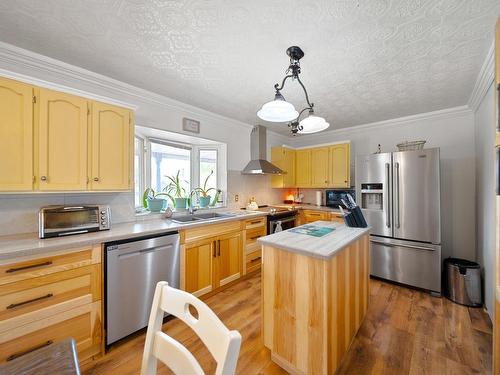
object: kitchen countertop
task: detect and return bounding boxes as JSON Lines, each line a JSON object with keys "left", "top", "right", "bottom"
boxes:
{"left": 258, "top": 221, "right": 369, "bottom": 260}
{"left": 0, "top": 210, "right": 267, "bottom": 262}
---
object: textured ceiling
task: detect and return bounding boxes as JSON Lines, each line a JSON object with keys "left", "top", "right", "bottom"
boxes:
{"left": 0, "top": 0, "right": 498, "bottom": 135}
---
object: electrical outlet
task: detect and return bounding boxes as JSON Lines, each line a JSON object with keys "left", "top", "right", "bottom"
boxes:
{"left": 235, "top": 194, "right": 239, "bottom": 202}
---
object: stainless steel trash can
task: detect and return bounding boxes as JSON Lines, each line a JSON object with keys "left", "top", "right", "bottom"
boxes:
{"left": 444, "top": 258, "right": 482, "bottom": 307}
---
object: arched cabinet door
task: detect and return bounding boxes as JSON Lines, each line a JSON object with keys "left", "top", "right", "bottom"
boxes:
{"left": 90, "top": 102, "right": 132, "bottom": 191}
{"left": 38, "top": 88, "right": 88, "bottom": 191}
{"left": 0, "top": 77, "right": 33, "bottom": 191}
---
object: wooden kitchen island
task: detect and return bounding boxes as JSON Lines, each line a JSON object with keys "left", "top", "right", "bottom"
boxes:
{"left": 258, "top": 221, "right": 370, "bottom": 375}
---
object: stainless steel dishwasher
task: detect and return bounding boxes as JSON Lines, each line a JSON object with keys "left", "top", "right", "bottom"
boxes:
{"left": 105, "top": 232, "right": 180, "bottom": 345}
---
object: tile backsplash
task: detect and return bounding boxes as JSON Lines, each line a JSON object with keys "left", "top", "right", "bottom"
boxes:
{"left": 0, "top": 192, "right": 135, "bottom": 236}
{"left": 0, "top": 171, "right": 283, "bottom": 236}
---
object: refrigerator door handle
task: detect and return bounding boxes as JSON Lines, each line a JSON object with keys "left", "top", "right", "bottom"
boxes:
{"left": 370, "top": 239, "right": 436, "bottom": 252}
{"left": 385, "top": 163, "right": 390, "bottom": 228}
{"left": 395, "top": 162, "right": 400, "bottom": 228}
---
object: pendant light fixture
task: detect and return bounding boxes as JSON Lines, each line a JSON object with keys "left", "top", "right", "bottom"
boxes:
{"left": 257, "top": 46, "right": 329, "bottom": 135}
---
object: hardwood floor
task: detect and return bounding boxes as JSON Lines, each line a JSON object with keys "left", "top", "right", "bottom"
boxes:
{"left": 82, "top": 273, "right": 492, "bottom": 375}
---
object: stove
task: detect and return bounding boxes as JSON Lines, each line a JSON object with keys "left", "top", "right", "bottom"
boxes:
{"left": 253, "top": 205, "right": 297, "bottom": 234}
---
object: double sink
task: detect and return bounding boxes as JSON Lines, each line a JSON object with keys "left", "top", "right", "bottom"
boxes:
{"left": 171, "top": 212, "right": 235, "bottom": 223}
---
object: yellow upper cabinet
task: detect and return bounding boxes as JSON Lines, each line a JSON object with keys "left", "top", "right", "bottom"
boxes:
{"left": 295, "top": 149, "right": 311, "bottom": 187}
{"left": 329, "top": 143, "right": 350, "bottom": 188}
{"left": 0, "top": 77, "right": 33, "bottom": 191}
{"left": 310, "top": 147, "right": 330, "bottom": 187}
{"left": 271, "top": 147, "right": 296, "bottom": 188}
{"left": 90, "top": 101, "right": 132, "bottom": 191}
{"left": 38, "top": 88, "right": 88, "bottom": 191}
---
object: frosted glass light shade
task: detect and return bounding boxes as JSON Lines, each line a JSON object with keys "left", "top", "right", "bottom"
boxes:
{"left": 298, "top": 115, "right": 330, "bottom": 134}
{"left": 257, "top": 99, "right": 299, "bottom": 122}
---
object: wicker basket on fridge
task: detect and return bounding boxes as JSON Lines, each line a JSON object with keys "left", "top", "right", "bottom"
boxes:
{"left": 396, "top": 140, "right": 426, "bottom": 151}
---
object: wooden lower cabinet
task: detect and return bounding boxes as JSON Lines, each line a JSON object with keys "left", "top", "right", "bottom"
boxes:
{"left": 0, "top": 246, "right": 102, "bottom": 364}
{"left": 0, "top": 301, "right": 101, "bottom": 363}
{"left": 215, "top": 231, "right": 242, "bottom": 287}
{"left": 182, "top": 225, "right": 243, "bottom": 298}
{"left": 184, "top": 239, "right": 214, "bottom": 296}
{"left": 303, "top": 209, "right": 330, "bottom": 223}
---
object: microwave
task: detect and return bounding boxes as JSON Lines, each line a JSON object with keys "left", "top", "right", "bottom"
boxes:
{"left": 39, "top": 205, "right": 111, "bottom": 238}
{"left": 325, "top": 189, "right": 355, "bottom": 209}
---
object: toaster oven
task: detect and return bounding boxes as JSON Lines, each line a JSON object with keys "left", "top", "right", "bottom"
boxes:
{"left": 39, "top": 205, "right": 111, "bottom": 238}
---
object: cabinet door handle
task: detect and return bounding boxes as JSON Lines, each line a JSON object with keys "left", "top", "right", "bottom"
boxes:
{"left": 213, "top": 241, "right": 216, "bottom": 258}
{"left": 217, "top": 240, "right": 221, "bottom": 256}
{"left": 7, "top": 293, "right": 54, "bottom": 309}
{"left": 40, "top": 176, "right": 47, "bottom": 181}
{"left": 7, "top": 340, "right": 53, "bottom": 361}
{"left": 6, "top": 261, "right": 53, "bottom": 274}
{"left": 250, "top": 257, "right": 262, "bottom": 263}
{"left": 93, "top": 177, "right": 100, "bottom": 182}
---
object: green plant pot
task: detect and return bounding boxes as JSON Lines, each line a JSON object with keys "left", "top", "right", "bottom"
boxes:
{"left": 147, "top": 198, "right": 166, "bottom": 212}
{"left": 199, "top": 196, "right": 211, "bottom": 208}
{"left": 174, "top": 198, "right": 187, "bottom": 210}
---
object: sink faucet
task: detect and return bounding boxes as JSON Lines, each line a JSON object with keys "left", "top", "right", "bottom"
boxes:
{"left": 188, "top": 206, "right": 198, "bottom": 215}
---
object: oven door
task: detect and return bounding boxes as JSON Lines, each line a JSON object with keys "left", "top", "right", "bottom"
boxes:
{"left": 269, "top": 216, "right": 296, "bottom": 234}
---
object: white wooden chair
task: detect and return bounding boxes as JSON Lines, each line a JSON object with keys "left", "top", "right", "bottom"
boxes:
{"left": 140, "top": 281, "right": 242, "bottom": 375}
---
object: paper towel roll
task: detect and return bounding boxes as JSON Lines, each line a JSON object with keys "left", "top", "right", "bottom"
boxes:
{"left": 315, "top": 191, "right": 322, "bottom": 206}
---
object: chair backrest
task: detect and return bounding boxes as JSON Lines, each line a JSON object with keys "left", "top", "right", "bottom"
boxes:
{"left": 141, "top": 281, "right": 242, "bottom": 375}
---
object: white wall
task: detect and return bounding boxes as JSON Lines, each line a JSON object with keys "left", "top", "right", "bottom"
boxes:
{"left": 287, "top": 108, "right": 476, "bottom": 262}
{"left": 0, "top": 43, "right": 289, "bottom": 235}
{"left": 474, "top": 82, "right": 496, "bottom": 319}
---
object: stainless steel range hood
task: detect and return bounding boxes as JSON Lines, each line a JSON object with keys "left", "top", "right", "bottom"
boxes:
{"left": 241, "top": 125, "right": 285, "bottom": 175}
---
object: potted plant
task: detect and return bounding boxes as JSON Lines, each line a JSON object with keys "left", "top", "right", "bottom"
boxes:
{"left": 165, "top": 170, "right": 189, "bottom": 210}
{"left": 193, "top": 170, "right": 216, "bottom": 208}
{"left": 142, "top": 187, "right": 173, "bottom": 212}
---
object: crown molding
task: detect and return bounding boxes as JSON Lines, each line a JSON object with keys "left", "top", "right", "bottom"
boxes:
{"left": 292, "top": 105, "right": 473, "bottom": 144}
{"left": 0, "top": 41, "right": 255, "bottom": 130}
{"left": 468, "top": 41, "right": 495, "bottom": 111}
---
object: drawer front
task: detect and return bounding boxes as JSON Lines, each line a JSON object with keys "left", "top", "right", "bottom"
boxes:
{"left": 303, "top": 210, "right": 329, "bottom": 223}
{"left": 246, "top": 226, "right": 266, "bottom": 246}
{"left": 0, "top": 301, "right": 101, "bottom": 363}
{"left": 330, "top": 214, "right": 345, "bottom": 223}
{"left": 246, "top": 249, "right": 262, "bottom": 274}
{"left": 245, "top": 217, "right": 266, "bottom": 230}
{"left": 183, "top": 221, "right": 242, "bottom": 244}
{"left": 0, "top": 246, "right": 100, "bottom": 286}
{"left": 0, "top": 264, "right": 100, "bottom": 321}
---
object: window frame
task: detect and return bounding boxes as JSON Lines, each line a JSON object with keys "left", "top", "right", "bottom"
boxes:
{"left": 135, "top": 136, "right": 227, "bottom": 210}
{"left": 134, "top": 135, "right": 146, "bottom": 210}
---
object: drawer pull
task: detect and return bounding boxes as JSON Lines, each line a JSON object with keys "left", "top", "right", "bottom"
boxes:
{"left": 249, "top": 220, "right": 261, "bottom": 225}
{"left": 6, "top": 261, "right": 53, "bottom": 273}
{"left": 250, "top": 257, "right": 262, "bottom": 263}
{"left": 7, "top": 340, "right": 53, "bottom": 361}
{"left": 250, "top": 236, "right": 261, "bottom": 240}
{"left": 6, "top": 293, "right": 54, "bottom": 310}
{"left": 309, "top": 213, "right": 321, "bottom": 216}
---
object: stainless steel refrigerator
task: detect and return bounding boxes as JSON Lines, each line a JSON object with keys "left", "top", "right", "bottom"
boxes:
{"left": 355, "top": 148, "right": 441, "bottom": 294}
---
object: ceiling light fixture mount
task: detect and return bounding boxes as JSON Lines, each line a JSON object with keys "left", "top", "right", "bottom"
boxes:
{"left": 257, "top": 46, "right": 329, "bottom": 136}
